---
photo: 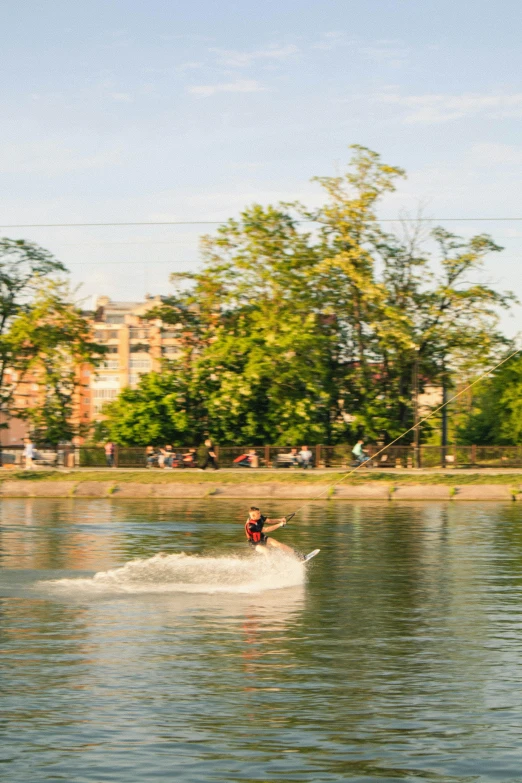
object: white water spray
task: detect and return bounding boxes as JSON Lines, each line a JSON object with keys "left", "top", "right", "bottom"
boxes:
{"left": 44, "top": 550, "right": 306, "bottom": 595}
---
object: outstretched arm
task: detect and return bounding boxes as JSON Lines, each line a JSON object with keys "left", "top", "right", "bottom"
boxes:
{"left": 263, "top": 517, "right": 287, "bottom": 533}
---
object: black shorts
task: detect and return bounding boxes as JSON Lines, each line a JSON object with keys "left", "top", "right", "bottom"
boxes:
{"left": 248, "top": 535, "right": 267, "bottom": 548}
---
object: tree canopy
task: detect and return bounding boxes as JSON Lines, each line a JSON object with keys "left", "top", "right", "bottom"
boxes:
{"left": 11, "top": 280, "right": 105, "bottom": 445}
{"left": 101, "top": 146, "right": 514, "bottom": 446}
{"left": 0, "top": 239, "right": 67, "bottom": 429}
{"left": 457, "top": 354, "right": 522, "bottom": 445}
{"left": 0, "top": 239, "right": 105, "bottom": 445}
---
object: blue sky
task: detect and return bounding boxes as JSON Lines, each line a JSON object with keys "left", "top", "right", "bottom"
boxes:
{"left": 2, "top": 0, "right": 522, "bottom": 333}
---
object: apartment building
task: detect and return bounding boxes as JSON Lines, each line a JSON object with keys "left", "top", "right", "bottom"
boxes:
{"left": 1, "top": 362, "right": 92, "bottom": 446}
{"left": 89, "top": 295, "right": 181, "bottom": 419}
{"left": 0, "top": 295, "right": 182, "bottom": 444}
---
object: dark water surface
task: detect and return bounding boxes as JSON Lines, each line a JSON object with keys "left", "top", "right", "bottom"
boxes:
{"left": 2, "top": 499, "right": 522, "bottom": 782}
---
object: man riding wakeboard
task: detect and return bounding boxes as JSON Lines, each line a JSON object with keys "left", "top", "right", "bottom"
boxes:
{"left": 244, "top": 506, "right": 295, "bottom": 556}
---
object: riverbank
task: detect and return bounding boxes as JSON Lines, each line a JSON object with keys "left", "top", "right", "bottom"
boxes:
{"left": 1, "top": 469, "right": 522, "bottom": 499}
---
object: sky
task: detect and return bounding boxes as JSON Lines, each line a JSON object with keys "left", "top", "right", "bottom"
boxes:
{"left": 2, "top": 0, "right": 522, "bottom": 334}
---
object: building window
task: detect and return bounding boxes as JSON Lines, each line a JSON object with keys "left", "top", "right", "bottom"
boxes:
{"left": 129, "top": 357, "right": 151, "bottom": 370}
{"left": 101, "top": 360, "right": 119, "bottom": 370}
{"left": 95, "top": 329, "right": 119, "bottom": 341}
{"left": 130, "top": 344, "right": 149, "bottom": 353}
{"left": 162, "top": 325, "right": 182, "bottom": 337}
{"left": 162, "top": 346, "right": 178, "bottom": 356}
{"left": 106, "top": 345, "right": 118, "bottom": 354}
{"left": 105, "top": 315, "right": 125, "bottom": 324}
{"left": 93, "top": 389, "right": 119, "bottom": 399}
{"left": 129, "top": 328, "right": 149, "bottom": 339}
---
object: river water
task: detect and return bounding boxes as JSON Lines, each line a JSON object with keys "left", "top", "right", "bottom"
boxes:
{"left": 2, "top": 498, "right": 522, "bottom": 783}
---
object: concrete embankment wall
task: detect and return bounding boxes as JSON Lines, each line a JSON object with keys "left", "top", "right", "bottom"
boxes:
{"left": 0, "top": 481, "right": 520, "bottom": 501}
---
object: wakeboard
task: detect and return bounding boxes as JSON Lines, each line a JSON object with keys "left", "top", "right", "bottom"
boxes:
{"left": 303, "top": 548, "right": 320, "bottom": 563}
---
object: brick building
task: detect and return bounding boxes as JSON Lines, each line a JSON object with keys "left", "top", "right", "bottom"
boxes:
{"left": 89, "top": 295, "right": 181, "bottom": 419}
{"left": 0, "top": 295, "right": 182, "bottom": 444}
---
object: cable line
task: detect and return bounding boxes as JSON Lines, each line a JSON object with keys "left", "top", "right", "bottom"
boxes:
{"left": 288, "top": 348, "right": 521, "bottom": 518}
{"left": 2, "top": 217, "right": 522, "bottom": 229}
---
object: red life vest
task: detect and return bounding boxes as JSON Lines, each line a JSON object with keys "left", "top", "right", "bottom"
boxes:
{"left": 245, "top": 516, "right": 266, "bottom": 543}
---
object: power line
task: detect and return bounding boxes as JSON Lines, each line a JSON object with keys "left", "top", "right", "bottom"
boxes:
{"left": 2, "top": 217, "right": 522, "bottom": 229}
{"left": 65, "top": 258, "right": 185, "bottom": 266}
{"left": 0, "top": 221, "right": 231, "bottom": 228}
{"left": 51, "top": 233, "right": 522, "bottom": 250}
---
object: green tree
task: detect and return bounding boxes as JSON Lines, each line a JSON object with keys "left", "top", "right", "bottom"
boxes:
{"left": 102, "top": 146, "right": 513, "bottom": 446}
{"left": 10, "top": 281, "right": 105, "bottom": 445}
{"left": 0, "top": 239, "right": 67, "bottom": 447}
{"left": 372, "top": 226, "right": 513, "bottom": 441}
{"left": 101, "top": 370, "right": 202, "bottom": 446}
{"left": 457, "top": 354, "right": 522, "bottom": 445}
{"left": 304, "top": 147, "right": 512, "bottom": 441}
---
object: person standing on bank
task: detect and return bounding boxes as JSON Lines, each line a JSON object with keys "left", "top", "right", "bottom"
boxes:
{"left": 298, "top": 445, "right": 313, "bottom": 469}
{"left": 23, "top": 437, "right": 35, "bottom": 470}
{"left": 104, "top": 441, "right": 115, "bottom": 468}
{"left": 200, "top": 439, "right": 218, "bottom": 470}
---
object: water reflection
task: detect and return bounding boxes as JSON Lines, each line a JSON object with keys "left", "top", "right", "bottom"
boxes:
{"left": 2, "top": 499, "right": 522, "bottom": 782}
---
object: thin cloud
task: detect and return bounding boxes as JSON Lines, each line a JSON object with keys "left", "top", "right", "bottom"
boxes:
{"left": 312, "top": 31, "right": 348, "bottom": 51}
{"left": 177, "top": 61, "right": 205, "bottom": 71}
{"left": 471, "top": 143, "right": 522, "bottom": 165}
{"left": 376, "top": 91, "right": 522, "bottom": 124}
{"left": 111, "top": 92, "right": 133, "bottom": 103}
{"left": 209, "top": 44, "right": 298, "bottom": 67}
{"left": 160, "top": 34, "right": 213, "bottom": 42}
{"left": 187, "top": 79, "right": 267, "bottom": 98}
{"left": 101, "top": 29, "right": 134, "bottom": 49}
{"left": 359, "top": 40, "right": 410, "bottom": 67}
{"left": 0, "top": 140, "right": 123, "bottom": 175}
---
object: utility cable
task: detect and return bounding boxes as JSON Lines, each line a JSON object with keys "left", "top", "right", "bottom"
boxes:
{"left": 2, "top": 217, "right": 522, "bottom": 229}
{"left": 289, "top": 347, "right": 521, "bottom": 517}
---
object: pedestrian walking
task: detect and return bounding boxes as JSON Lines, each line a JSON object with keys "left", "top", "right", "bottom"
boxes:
{"left": 104, "top": 441, "right": 115, "bottom": 468}
{"left": 200, "top": 439, "right": 218, "bottom": 470}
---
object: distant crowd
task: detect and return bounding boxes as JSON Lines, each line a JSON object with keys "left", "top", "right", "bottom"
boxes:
{"left": 104, "top": 439, "right": 218, "bottom": 470}
{"left": 19, "top": 437, "right": 371, "bottom": 471}
{"left": 102, "top": 441, "right": 371, "bottom": 470}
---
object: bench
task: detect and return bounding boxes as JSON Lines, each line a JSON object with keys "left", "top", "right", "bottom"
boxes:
{"left": 33, "top": 450, "right": 58, "bottom": 467}
{"left": 274, "top": 454, "right": 314, "bottom": 468}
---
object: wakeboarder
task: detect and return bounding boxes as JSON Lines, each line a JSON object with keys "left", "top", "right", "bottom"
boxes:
{"left": 244, "top": 506, "right": 320, "bottom": 562}
{"left": 244, "top": 506, "right": 295, "bottom": 555}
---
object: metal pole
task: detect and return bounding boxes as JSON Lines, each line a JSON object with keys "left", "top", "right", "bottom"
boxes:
{"left": 413, "top": 346, "right": 420, "bottom": 469}
{"left": 441, "top": 359, "right": 448, "bottom": 469}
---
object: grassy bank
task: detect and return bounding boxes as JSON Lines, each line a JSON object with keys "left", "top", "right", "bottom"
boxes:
{"left": 3, "top": 469, "right": 522, "bottom": 486}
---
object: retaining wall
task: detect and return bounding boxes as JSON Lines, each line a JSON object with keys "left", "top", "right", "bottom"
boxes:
{"left": 0, "top": 481, "right": 520, "bottom": 500}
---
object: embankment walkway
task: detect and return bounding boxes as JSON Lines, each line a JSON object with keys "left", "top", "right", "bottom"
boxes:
{"left": 2, "top": 467, "right": 522, "bottom": 500}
